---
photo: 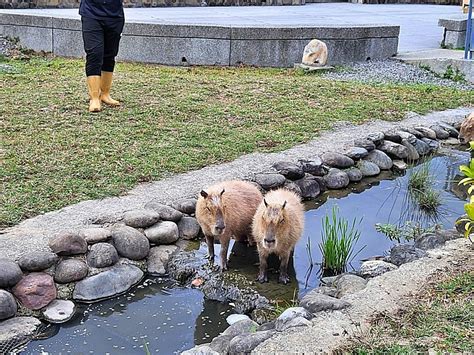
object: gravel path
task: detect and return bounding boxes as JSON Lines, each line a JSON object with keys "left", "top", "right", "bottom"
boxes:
{"left": 323, "top": 60, "right": 473, "bottom": 90}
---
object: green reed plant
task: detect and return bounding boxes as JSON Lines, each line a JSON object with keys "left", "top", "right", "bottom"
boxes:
{"left": 319, "top": 205, "right": 364, "bottom": 275}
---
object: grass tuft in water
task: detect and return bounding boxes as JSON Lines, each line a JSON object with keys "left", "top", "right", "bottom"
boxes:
{"left": 319, "top": 205, "right": 364, "bottom": 275}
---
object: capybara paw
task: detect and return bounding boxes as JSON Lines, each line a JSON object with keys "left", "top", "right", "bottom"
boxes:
{"left": 220, "top": 262, "right": 229, "bottom": 272}
{"left": 278, "top": 274, "right": 290, "bottom": 284}
{"left": 205, "top": 254, "right": 215, "bottom": 261}
{"left": 256, "top": 273, "right": 268, "bottom": 283}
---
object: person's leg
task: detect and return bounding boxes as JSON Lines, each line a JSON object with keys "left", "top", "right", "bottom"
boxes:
{"left": 100, "top": 18, "right": 125, "bottom": 106}
{"left": 82, "top": 17, "right": 104, "bottom": 112}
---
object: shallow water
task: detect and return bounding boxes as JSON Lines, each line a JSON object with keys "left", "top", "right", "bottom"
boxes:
{"left": 24, "top": 147, "right": 470, "bottom": 354}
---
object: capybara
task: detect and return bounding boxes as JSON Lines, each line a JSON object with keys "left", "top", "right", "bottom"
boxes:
{"left": 196, "top": 180, "right": 263, "bottom": 271}
{"left": 459, "top": 112, "right": 474, "bottom": 144}
{"left": 252, "top": 188, "right": 304, "bottom": 284}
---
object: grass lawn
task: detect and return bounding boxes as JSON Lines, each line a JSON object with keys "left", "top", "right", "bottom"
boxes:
{"left": 348, "top": 271, "right": 474, "bottom": 354}
{"left": 1, "top": 56, "right": 473, "bottom": 227}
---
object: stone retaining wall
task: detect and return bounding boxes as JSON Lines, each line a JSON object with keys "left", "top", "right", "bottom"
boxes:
{"left": 0, "top": 13, "right": 399, "bottom": 67}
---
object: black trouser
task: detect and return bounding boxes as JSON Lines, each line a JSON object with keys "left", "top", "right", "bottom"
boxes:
{"left": 81, "top": 16, "right": 125, "bottom": 76}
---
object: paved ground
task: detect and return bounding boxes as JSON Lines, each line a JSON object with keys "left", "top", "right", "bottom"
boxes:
{"left": 0, "top": 4, "right": 463, "bottom": 52}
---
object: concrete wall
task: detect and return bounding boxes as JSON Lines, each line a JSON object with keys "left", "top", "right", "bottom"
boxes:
{"left": 0, "top": 12, "right": 400, "bottom": 67}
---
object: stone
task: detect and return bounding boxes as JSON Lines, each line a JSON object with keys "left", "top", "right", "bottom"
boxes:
{"left": 414, "top": 126, "right": 437, "bottom": 140}
{"left": 111, "top": 226, "right": 150, "bottom": 260}
{"left": 79, "top": 228, "right": 112, "bottom": 244}
{"left": 123, "top": 209, "right": 160, "bottom": 228}
{"left": 310, "top": 286, "right": 338, "bottom": 298}
{"left": 354, "top": 138, "right": 376, "bottom": 151}
{"left": 182, "top": 345, "right": 219, "bottom": 355}
{"left": 430, "top": 125, "right": 450, "bottom": 139}
{"left": 400, "top": 127, "right": 424, "bottom": 139}
{"left": 414, "top": 232, "right": 454, "bottom": 250}
{"left": 388, "top": 244, "right": 428, "bottom": 266}
{"left": 18, "top": 251, "right": 58, "bottom": 272}
{"left": 436, "top": 229, "right": 461, "bottom": 241}
{"left": 210, "top": 334, "right": 233, "bottom": 354}
{"left": 178, "top": 217, "right": 201, "bottom": 240}
{"left": 275, "top": 307, "right": 312, "bottom": 331}
{"left": 48, "top": 231, "right": 87, "bottom": 256}
{"left": 322, "top": 152, "right": 354, "bottom": 169}
{"left": 364, "top": 149, "right": 393, "bottom": 170}
{"left": 283, "top": 180, "right": 302, "bottom": 196}
{"left": 357, "top": 160, "right": 380, "bottom": 177}
{"left": 145, "top": 221, "right": 179, "bottom": 244}
{"left": 294, "top": 176, "right": 321, "bottom": 199}
{"left": 42, "top": 299, "right": 75, "bottom": 323}
{"left": 392, "top": 160, "right": 408, "bottom": 172}
{"left": 366, "top": 132, "right": 385, "bottom": 145}
{"left": 171, "top": 198, "right": 197, "bottom": 215}
{"left": 300, "top": 292, "right": 350, "bottom": 313}
{"left": 254, "top": 173, "right": 286, "bottom": 190}
{"left": 279, "top": 316, "right": 312, "bottom": 330}
{"left": 12, "top": 273, "right": 56, "bottom": 310}
{"left": 421, "top": 138, "right": 440, "bottom": 151}
{"left": 257, "top": 321, "right": 276, "bottom": 332}
{"left": 324, "top": 168, "right": 350, "bottom": 189}
{"left": 383, "top": 130, "right": 402, "bottom": 143}
{"left": 86, "top": 243, "right": 119, "bottom": 268}
{"left": 228, "top": 330, "right": 274, "bottom": 354}
{"left": 400, "top": 139, "right": 420, "bottom": 162}
{"left": 345, "top": 147, "right": 369, "bottom": 160}
{"left": 456, "top": 215, "right": 469, "bottom": 235}
{"left": 73, "top": 264, "right": 143, "bottom": 302}
{"left": 412, "top": 139, "right": 431, "bottom": 156}
{"left": 345, "top": 167, "right": 363, "bottom": 182}
{"left": 54, "top": 259, "right": 88, "bottom": 283}
{"left": 299, "top": 158, "right": 328, "bottom": 176}
{"left": 397, "top": 131, "right": 417, "bottom": 144}
{"left": 313, "top": 176, "right": 327, "bottom": 191}
{"left": 222, "top": 319, "right": 259, "bottom": 338}
{"left": 226, "top": 314, "right": 251, "bottom": 325}
{"left": 147, "top": 245, "right": 178, "bottom": 276}
{"left": 438, "top": 122, "right": 459, "bottom": 137}
{"left": 377, "top": 140, "right": 409, "bottom": 159}
{"left": 302, "top": 39, "right": 328, "bottom": 66}
{"left": 0, "top": 259, "right": 23, "bottom": 288}
{"left": 272, "top": 161, "right": 305, "bottom": 180}
{"left": 0, "top": 317, "right": 42, "bottom": 345}
{"left": 336, "top": 274, "right": 367, "bottom": 298}
{"left": 444, "top": 137, "right": 461, "bottom": 145}
{"left": 359, "top": 260, "right": 398, "bottom": 278}
{"left": 0, "top": 290, "right": 17, "bottom": 320}
{"left": 143, "top": 202, "right": 183, "bottom": 222}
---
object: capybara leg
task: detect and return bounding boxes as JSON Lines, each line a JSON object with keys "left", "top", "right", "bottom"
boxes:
{"left": 205, "top": 235, "right": 215, "bottom": 262}
{"left": 257, "top": 252, "right": 269, "bottom": 283}
{"left": 278, "top": 252, "right": 291, "bottom": 284}
{"left": 219, "top": 235, "right": 230, "bottom": 271}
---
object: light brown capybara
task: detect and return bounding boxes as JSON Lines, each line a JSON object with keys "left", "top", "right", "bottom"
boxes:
{"left": 196, "top": 180, "right": 263, "bottom": 271}
{"left": 252, "top": 188, "right": 304, "bottom": 284}
{"left": 459, "top": 112, "right": 474, "bottom": 144}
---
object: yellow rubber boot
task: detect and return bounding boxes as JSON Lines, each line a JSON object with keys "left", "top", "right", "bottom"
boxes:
{"left": 100, "top": 71, "right": 120, "bottom": 106}
{"left": 87, "top": 75, "right": 102, "bottom": 113}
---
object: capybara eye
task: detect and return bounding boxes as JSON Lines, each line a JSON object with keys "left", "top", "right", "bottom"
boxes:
{"left": 279, "top": 219, "right": 285, "bottom": 224}
{"left": 206, "top": 207, "right": 211, "bottom": 211}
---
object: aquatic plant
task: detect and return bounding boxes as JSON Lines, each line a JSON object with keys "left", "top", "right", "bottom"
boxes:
{"left": 408, "top": 159, "right": 433, "bottom": 192}
{"left": 375, "top": 221, "right": 438, "bottom": 243}
{"left": 319, "top": 205, "right": 364, "bottom": 275}
{"left": 406, "top": 158, "right": 442, "bottom": 214}
{"left": 457, "top": 156, "right": 474, "bottom": 242}
{"left": 415, "top": 188, "right": 442, "bottom": 212}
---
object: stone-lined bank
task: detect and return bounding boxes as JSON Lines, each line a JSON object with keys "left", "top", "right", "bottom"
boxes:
{"left": 0, "top": 108, "right": 471, "bottom": 351}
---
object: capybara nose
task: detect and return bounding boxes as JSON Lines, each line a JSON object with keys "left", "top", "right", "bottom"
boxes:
{"left": 215, "top": 226, "right": 225, "bottom": 234}
{"left": 264, "top": 238, "right": 275, "bottom": 244}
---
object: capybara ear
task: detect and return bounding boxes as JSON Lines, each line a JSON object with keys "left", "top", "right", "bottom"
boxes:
{"left": 200, "top": 190, "right": 208, "bottom": 198}
{"left": 264, "top": 198, "right": 268, "bottom": 208}
{"left": 220, "top": 188, "right": 225, "bottom": 196}
{"left": 282, "top": 200, "right": 287, "bottom": 210}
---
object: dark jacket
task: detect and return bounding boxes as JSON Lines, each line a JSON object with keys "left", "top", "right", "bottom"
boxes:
{"left": 79, "top": 0, "right": 124, "bottom": 19}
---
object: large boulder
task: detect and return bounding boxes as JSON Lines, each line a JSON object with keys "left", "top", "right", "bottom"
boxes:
{"left": 222, "top": 319, "right": 259, "bottom": 338}
{"left": 54, "top": 259, "right": 88, "bottom": 283}
{"left": 414, "top": 126, "right": 437, "bottom": 140}
{"left": 322, "top": 152, "right": 354, "bottom": 169}
{"left": 254, "top": 173, "right": 286, "bottom": 190}
{"left": 336, "top": 274, "right": 367, "bottom": 298}
{"left": 294, "top": 175, "right": 321, "bottom": 199}
{"left": 0, "top": 259, "right": 23, "bottom": 288}
{"left": 12, "top": 273, "right": 56, "bottom": 310}
{"left": 400, "top": 139, "right": 420, "bottom": 162}
{"left": 354, "top": 138, "right": 376, "bottom": 151}
{"left": 144, "top": 221, "right": 179, "bottom": 244}
{"left": 79, "top": 228, "right": 111, "bottom": 244}
{"left": 177, "top": 217, "right": 201, "bottom": 240}
{"left": 143, "top": 202, "right": 183, "bottom": 222}
{"left": 0, "top": 290, "right": 17, "bottom": 320}
{"left": 345, "top": 147, "right": 369, "bottom": 160}
{"left": 364, "top": 149, "right": 393, "bottom": 170}
{"left": 430, "top": 125, "right": 450, "bottom": 139}
{"left": 300, "top": 291, "right": 350, "bottom": 313}
{"left": 387, "top": 244, "right": 428, "bottom": 266}
{"left": 172, "top": 198, "right": 197, "bottom": 215}
{"left": 345, "top": 167, "right": 363, "bottom": 182}
{"left": 438, "top": 122, "right": 459, "bottom": 137}
{"left": 86, "top": 243, "right": 119, "bottom": 268}
{"left": 48, "top": 231, "right": 87, "bottom": 256}
{"left": 123, "top": 209, "right": 160, "bottom": 228}
{"left": 147, "top": 245, "right": 178, "bottom": 276}
{"left": 357, "top": 160, "right": 380, "bottom": 177}
{"left": 360, "top": 260, "right": 398, "bottom": 278}
{"left": 272, "top": 161, "right": 305, "bottom": 180}
{"left": 18, "top": 252, "right": 58, "bottom": 272}
{"left": 275, "top": 307, "right": 312, "bottom": 331}
{"left": 228, "top": 330, "right": 274, "bottom": 354}
{"left": 0, "top": 317, "right": 42, "bottom": 347}
{"left": 378, "top": 141, "right": 409, "bottom": 159}
{"left": 299, "top": 158, "right": 328, "bottom": 176}
{"left": 111, "top": 226, "right": 150, "bottom": 260}
{"left": 324, "top": 168, "right": 350, "bottom": 189}
{"left": 366, "top": 132, "right": 385, "bottom": 145}
{"left": 73, "top": 264, "right": 143, "bottom": 302}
